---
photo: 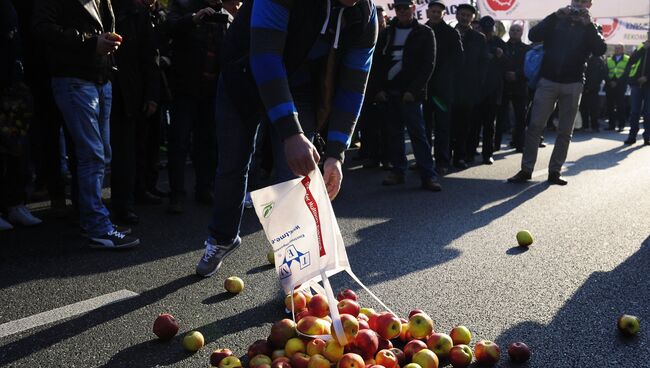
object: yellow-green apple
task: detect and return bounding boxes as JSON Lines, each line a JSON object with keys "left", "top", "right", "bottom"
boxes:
{"left": 399, "top": 319, "right": 411, "bottom": 342}
{"left": 272, "top": 350, "right": 286, "bottom": 360}
{"left": 618, "top": 314, "right": 640, "bottom": 335}
{"left": 408, "top": 310, "right": 426, "bottom": 319}
{"left": 337, "top": 289, "right": 358, "bottom": 301}
{"left": 268, "top": 249, "right": 275, "bottom": 265}
{"left": 296, "top": 309, "right": 312, "bottom": 322}
{"left": 389, "top": 348, "right": 405, "bottom": 367}
{"left": 408, "top": 314, "right": 434, "bottom": 339}
{"left": 308, "top": 354, "right": 331, "bottom": 368}
{"left": 308, "top": 294, "right": 330, "bottom": 318}
{"left": 359, "top": 308, "right": 376, "bottom": 319}
{"left": 210, "top": 348, "right": 234, "bottom": 367}
{"left": 323, "top": 316, "right": 333, "bottom": 325}
{"left": 402, "top": 363, "right": 422, "bottom": 368}
{"left": 285, "top": 292, "right": 308, "bottom": 311}
{"left": 516, "top": 230, "right": 533, "bottom": 246}
{"left": 285, "top": 338, "right": 307, "bottom": 357}
{"left": 449, "top": 326, "right": 471, "bottom": 345}
{"left": 426, "top": 333, "right": 453, "bottom": 359}
{"left": 307, "top": 338, "right": 327, "bottom": 356}
{"left": 153, "top": 313, "right": 179, "bottom": 340}
{"left": 412, "top": 349, "right": 439, "bottom": 368}
{"left": 337, "top": 353, "right": 365, "bottom": 368}
{"left": 358, "top": 319, "right": 370, "bottom": 330}
{"left": 507, "top": 342, "right": 530, "bottom": 363}
{"left": 220, "top": 356, "right": 243, "bottom": 368}
{"left": 323, "top": 339, "right": 345, "bottom": 362}
{"left": 182, "top": 331, "right": 204, "bottom": 352}
{"left": 248, "top": 340, "right": 273, "bottom": 360}
{"left": 474, "top": 340, "right": 500, "bottom": 366}
{"left": 338, "top": 299, "right": 361, "bottom": 317}
{"left": 269, "top": 319, "right": 297, "bottom": 349}
{"left": 250, "top": 355, "right": 273, "bottom": 368}
{"left": 297, "top": 316, "right": 331, "bottom": 336}
{"left": 224, "top": 276, "right": 245, "bottom": 294}
{"left": 375, "top": 313, "right": 401, "bottom": 340}
{"left": 376, "top": 335, "right": 392, "bottom": 351}
{"left": 448, "top": 345, "right": 472, "bottom": 368}
{"left": 333, "top": 314, "right": 360, "bottom": 343}
{"left": 271, "top": 360, "right": 291, "bottom": 368}
{"left": 354, "top": 329, "right": 379, "bottom": 357}
{"left": 291, "top": 352, "right": 311, "bottom": 368}
{"left": 374, "top": 349, "right": 397, "bottom": 368}
{"left": 403, "top": 340, "right": 427, "bottom": 361}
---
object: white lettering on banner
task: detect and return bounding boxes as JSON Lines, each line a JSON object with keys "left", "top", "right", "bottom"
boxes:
{"left": 375, "top": 0, "right": 471, "bottom": 24}
{"left": 595, "top": 17, "right": 650, "bottom": 46}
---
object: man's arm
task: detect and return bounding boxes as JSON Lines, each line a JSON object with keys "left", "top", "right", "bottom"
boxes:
{"left": 587, "top": 22, "right": 607, "bottom": 57}
{"left": 32, "top": 0, "right": 97, "bottom": 54}
{"left": 166, "top": 0, "right": 196, "bottom": 35}
{"left": 529, "top": 13, "right": 555, "bottom": 43}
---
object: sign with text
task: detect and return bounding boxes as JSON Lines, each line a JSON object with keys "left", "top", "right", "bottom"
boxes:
{"left": 375, "top": 0, "right": 471, "bottom": 24}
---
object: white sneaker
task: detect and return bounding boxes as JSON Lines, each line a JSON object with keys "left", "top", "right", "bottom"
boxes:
{"left": 8, "top": 205, "right": 43, "bottom": 226}
{"left": 0, "top": 217, "right": 13, "bottom": 231}
{"left": 244, "top": 192, "right": 253, "bottom": 209}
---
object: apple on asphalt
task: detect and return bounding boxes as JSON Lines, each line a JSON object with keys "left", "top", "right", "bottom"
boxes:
{"left": 474, "top": 340, "right": 500, "bottom": 366}
{"left": 153, "top": 313, "right": 179, "bottom": 340}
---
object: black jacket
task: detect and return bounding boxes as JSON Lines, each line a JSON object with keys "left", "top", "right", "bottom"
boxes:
{"left": 454, "top": 26, "right": 488, "bottom": 106}
{"left": 584, "top": 55, "right": 606, "bottom": 93}
{"left": 1, "top": 0, "right": 22, "bottom": 89}
{"left": 482, "top": 36, "right": 508, "bottom": 101}
{"left": 529, "top": 12, "right": 606, "bottom": 84}
{"left": 623, "top": 46, "right": 650, "bottom": 87}
{"left": 426, "top": 19, "right": 462, "bottom": 103}
{"left": 375, "top": 18, "right": 436, "bottom": 101}
{"left": 504, "top": 39, "right": 530, "bottom": 96}
{"left": 111, "top": 0, "right": 159, "bottom": 118}
{"left": 32, "top": 0, "right": 115, "bottom": 84}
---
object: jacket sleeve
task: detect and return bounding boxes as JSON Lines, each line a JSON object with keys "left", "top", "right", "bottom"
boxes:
{"left": 325, "top": 3, "right": 378, "bottom": 162}
{"left": 138, "top": 8, "right": 160, "bottom": 104}
{"left": 587, "top": 22, "right": 607, "bottom": 57}
{"left": 405, "top": 26, "right": 435, "bottom": 98}
{"left": 166, "top": 0, "right": 195, "bottom": 35}
{"left": 32, "top": 0, "right": 97, "bottom": 55}
{"left": 529, "top": 13, "right": 555, "bottom": 43}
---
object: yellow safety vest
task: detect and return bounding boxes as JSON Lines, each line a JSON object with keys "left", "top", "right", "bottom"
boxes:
{"left": 630, "top": 43, "right": 643, "bottom": 78}
{"left": 607, "top": 54, "right": 630, "bottom": 79}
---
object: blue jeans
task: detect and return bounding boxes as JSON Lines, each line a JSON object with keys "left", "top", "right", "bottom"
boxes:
{"left": 52, "top": 78, "right": 113, "bottom": 237}
{"left": 628, "top": 84, "right": 650, "bottom": 141}
{"left": 384, "top": 94, "right": 436, "bottom": 181}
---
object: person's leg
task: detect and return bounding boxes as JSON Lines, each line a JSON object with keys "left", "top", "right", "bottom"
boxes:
{"left": 360, "top": 102, "right": 383, "bottom": 165}
{"left": 549, "top": 81, "right": 583, "bottom": 174}
{"left": 615, "top": 85, "right": 627, "bottom": 129}
{"left": 383, "top": 95, "right": 407, "bottom": 178}
{"left": 627, "top": 85, "right": 642, "bottom": 141}
{"left": 401, "top": 101, "right": 436, "bottom": 181}
{"left": 167, "top": 95, "right": 196, "bottom": 202}
{"left": 423, "top": 99, "right": 434, "bottom": 148}
{"left": 522, "top": 79, "right": 561, "bottom": 173}
{"left": 605, "top": 86, "right": 616, "bottom": 129}
{"left": 466, "top": 101, "right": 483, "bottom": 161}
{"left": 641, "top": 86, "right": 650, "bottom": 142}
{"left": 481, "top": 100, "right": 497, "bottom": 161}
{"left": 451, "top": 104, "right": 471, "bottom": 167}
{"left": 433, "top": 99, "right": 452, "bottom": 170}
{"left": 512, "top": 94, "right": 528, "bottom": 150}
{"left": 494, "top": 99, "right": 508, "bottom": 152}
{"left": 109, "top": 86, "right": 137, "bottom": 217}
{"left": 192, "top": 95, "right": 218, "bottom": 200}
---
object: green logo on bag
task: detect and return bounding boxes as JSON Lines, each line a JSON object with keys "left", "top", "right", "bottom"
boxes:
{"left": 263, "top": 202, "right": 274, "bottom": 218}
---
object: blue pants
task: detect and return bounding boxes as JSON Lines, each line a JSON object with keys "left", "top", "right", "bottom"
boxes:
{"left": 51, "top": 77, "right": 113, "bottom": 237}
{"left": 628, "top": 84, "right": 650, "bottom": 141}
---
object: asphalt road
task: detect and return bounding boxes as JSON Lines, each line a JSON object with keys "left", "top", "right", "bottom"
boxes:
{"left": 1, "top": 129, "right": 648, "bottom": 368}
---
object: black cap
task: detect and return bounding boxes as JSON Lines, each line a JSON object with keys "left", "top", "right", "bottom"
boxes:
{"left": 456, "top": 4, "right": 476, "bottom": 14}
{"left": 393, "top": 0, "right": 415, "bottom": 5}
{"left": 428, "top": 1, "right": 445, "bottom": 9}
{"left": 479, "top": 16, "right": 496, "bottom": 31}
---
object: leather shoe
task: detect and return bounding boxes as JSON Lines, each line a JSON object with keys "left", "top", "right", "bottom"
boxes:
{"left": 645, "top": 140, "right": 650, "bottom": 146}
{"left": 382, "top": 172, "right": 405, "bottom": 186}
{"left": 453, "top": 159, "right": 468, "bottom": 169}
{"left": 624, "top": 138, "right": 637, "bottom": 145}
{"left": 135, "top": 191, "right": 162, "bottom": 205}
{"left": 548, "top": 172, "right": 568, "bottom": 185}
{"left": 539, "top": 141, "right": 547, "bottom": 148}
{"left": 114, "top": 209, "right": 139, "bottom": 225}
{"left": 421, "top": 178, "right": 442, "bottom": 192}
{"left": 436, "top": 166, "right": 450, "bottom": 176}
{"left": 507, "top": 170, "right": 532, "bottom": 183}
{"left": 482, "top": 157, "right": 494, "bottom": 165}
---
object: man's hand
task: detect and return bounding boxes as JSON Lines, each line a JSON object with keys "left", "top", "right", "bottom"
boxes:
{"left": 323, "top": 158, "right": 342, "bottom": 200}
{"left": 505, "top": 71, "right": 516, "bottom": 82}
{"left": 192, "top": 7, "right": 217, "bottom": 24}
{"left": 639, "top": 76, "right": 648, "bottom": 85}
{"left": 495, "top": 47, "right": 504, "bottom": 58}
{"left": 96, "top": 33, "right": 121, "bottom": 55}
{"left": 142, "top": 101, "right": 158, "bottom": 117}
{"left": 375, "top": 90, "right": 387, "bottom": 102}
{"left": 402, "top": 91, "right": 415, "bottom": 103}
{"left": 284, "top": 133, "right": 320, "bottom": 177}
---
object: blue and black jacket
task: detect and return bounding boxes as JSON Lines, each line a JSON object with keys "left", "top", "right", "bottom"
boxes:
{"left": 221, "top": 0, "right": 378, "bottom": 161}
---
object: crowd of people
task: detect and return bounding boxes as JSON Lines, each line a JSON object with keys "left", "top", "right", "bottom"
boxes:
{"left": 0, "top": 0, "right": 648, "bottom": 275}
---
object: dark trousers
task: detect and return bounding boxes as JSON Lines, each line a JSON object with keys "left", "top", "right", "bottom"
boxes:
{"left": 580, "top": 90, "right": 600, "bottom": 130}
{"left": 358, "top": 101, "right": 387, "bottom": 163}
{"left": 468, "top": 97, "right": 497, "bottom": 160}
{"left": 451, "top": 103, "right": 473, "bottom": 163}
{"left": 502, "top": 93, "right": 528, "bottom": 150}
{"left": 0, "top": 153, "right": 27, "bottom": 210}
{"left": 606, "top": 83, "right": 626, "bottom": 129}
{"left": 136, "top": 108, "right": 162, "bottom": 194}
{"left": 423, "top": 97, "right": 452, "bottom": 169}
{"left": 168, "top": 94, "right": 217, "bottom": 199}
{"left": 110, "top": 88, "right": 136, "bottom": 211}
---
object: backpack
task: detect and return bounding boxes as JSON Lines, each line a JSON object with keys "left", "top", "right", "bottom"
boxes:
{"left": 524, "top": 44, "right": 544, "bottom": 89}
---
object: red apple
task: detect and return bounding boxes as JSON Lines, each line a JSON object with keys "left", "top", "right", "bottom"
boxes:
{"left": 271, "top": 361, "right": 292, "bottom": 368}
{"left": 307, "top": 338, "right": 327, "bottom": 356}
{"left": 295, "top": 309, "right": 311, "bottom": 322}
{"left": 358, "top": 314, "right": 369, "bottom": 322}
{"left": 389, "top": 348, "right": 405, "bottom": 367}
{"left": 474, "top": 340, "right": 500, "bottom": 366}
{"left": 297, "top": 316, "right": 331, "bottom": 336}
{"left": 269, "top": 319, "right": 297, "bottom": 349}
{"left": 507, "top": 342, "right": 530, "bottom": 363}
{"left": 408, "top": 309, "right": 426, "bottom": 319}
{"left": 337, "top": 289, "right": 358, "bottom": 301}
{"left": 323, "top": 339, "right": 345, "bottom": 362}
{"left": 338, "top": 299, "right": 361, "bottom": 317}
{"left": 337, "top": 353, "right": 365, "bottom": 368}
{"left": 374, "top": 349, "right": 397, "bottom": 368}
{"left": 358, "top": 319, "right": 370, "bottom": 330}
{"left": 354, "top": 329, "right": 379, "bottom": 358}
{"left": 334, "top": 314, "right": 360, "bottom": 343}
{"left": 249, "top": 340, "right": 273, "bottom": 360}
{"left": 210, "top": 348, "right": 234, "bottom": 367}
{"left": 448, "top": 345, "right": 472, "bottom": 368}
{"left": 376, "top": 335, "right": 393, "bottom": 351}
{"left": 153, "top": 313, "right": 179, "bottom": 340}
{"left": 375, "top": 313, "right": 401, "bottom": 340}
{"left": 291, "top": 352, "right": 311, "bottom": 368}
{"left": 308, "top": 294, "right": 330, "bottom": 318}
{"left": 449, "top": 326, "right": 471, "bottom": 345}
{"left": 403, "top": 340, "right": 427, "bottom": 361}
{"left": 426, "top": 333, "right": 453, "bottom": 359}
{"left": 285, "top": 292, "right": 307, "bottom": 311}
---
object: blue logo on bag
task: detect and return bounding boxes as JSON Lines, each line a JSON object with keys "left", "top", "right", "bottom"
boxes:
{"left": 278, "top": 245, "right": 311, "bottom": 279}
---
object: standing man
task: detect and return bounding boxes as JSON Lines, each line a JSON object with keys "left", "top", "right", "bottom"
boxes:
{"left": 195, "top": 0, "right": 378, "bottom": 277}
{"left": 508, "top": 0, "right": 606, "bottom": 185}
{"left": 605, "top": 44, "right": 629, "bottom": 131}
{"left": 375, "top": 0, "right": 440, "bottom": 191}
{"left": 424, "top": 0, "right": 463, "bottom": 175}
{"left": 501, "top": 23, "right": 530, "bottom": 152}
{"left": 33, "top": 0, "right": 140, "bottom": 247}
{"left": 451, "top": 4, "right": 487, "bottom": 169}
{"left": 580, "top": 53, "right": 607, "bottom": 132}
{"left": 623, "top": 33, "right": 650, "bottom": 145}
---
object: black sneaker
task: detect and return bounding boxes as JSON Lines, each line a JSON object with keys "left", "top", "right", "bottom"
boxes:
{"left": 89, "top": 229, "right": 140, "bottom": 249}
{"left": 507, "top": 170, "right": 532, "bottom": 183}
{"left": 81, "top": 224, "right": 131, "bottom": 238}
{"left": 196, "top": 236, "right": 242, "bottom": 277}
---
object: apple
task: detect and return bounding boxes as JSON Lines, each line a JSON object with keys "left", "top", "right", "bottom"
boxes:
{"left": 358, "top": 319, "right": 370, "bottom": 331}
{"left": 426, "top": 333, "right": 453, "bottom": 359}
{"left": 308, "top": 354, "right": 331, "bottom": 368}
{"left": 507, "top": 342, "right": 530, "bottom": 363}
{"left": 291, "top": 352, "right": 311, "bottom": 368}
{"left": 272, "top": 357, "right": 291, "bottom": 365}
{"left": 516, "top": 230, "right": 533, "bottom": 246}
{"left": 220, "top": 356, "right": 243, "bottom": 368}
{"left": 388, "top": 348, "right": 405, "bottom": 367}
{"left": 367, "top": 364, "right": 383, "bottom": 368}
{"left": 358, "top": 314, "right": 369, "bottom": 322}
{"left": 285, "top": 292, "right": 308, "bottom": 311}
{"left": 323, "top": 316, "right": 333, "bottom": 325}
{"left": 224, "top": 276, "right": 244, "bottom": 293}
{"left": 399, "top": 319, "right": 412, "bottom": 342}
{"left": 323, "top": 339, "right": 345, "bottom": 362}
{"left": 448, "top": 345, "right": 472, "bottom": 368}
{"left": 257, "top": 365, "right": 271, "bottom": 368}
{"left": 375, "top": 349, "right": 397, "bottom": 368}
{"left": 210, "top": 348, "right": 234, "bottom": 367}
{"left": 269, "top": 319, "right": 297, "bottom": 348}
{"left": 182, "top": 330, "right": 204, "bottom": 352}
{"left": 271, "top": 360, "right": 292, "bottom": 368}
{"left": 337, "top": 353, "right": 365, "bottom": 368}
{"left": 272, "top": 350, "right": 286, "bottom": 360}
{"left": 337, "top": 289, "right": 358, "bottom": 301}
{"left": 474, "top": 340, "right": 500, "bottom": 366}
{"left": 250, "top": 355, "right": 273, "bottom": 368}
{"left": 297, "top": 316, "right": 331, "bottom": 336}
{"left": 359, "top": 308, "right": 377, "bottom": 319}
{"left": 408, "top": 314, "right": 434, "bottom": 339}
{"left": 402, "top": 364, "right": 422, "bottom": 368}
{"left": 308, "top": 294, "right": 330, "bottom": 318}
{"left": 376, "top": 335, "right": 393, "bottom": 351}
{"left": 249, "top": 340, "right": 273, "bottom": 360}
{"left": 296, "top": 309, "right": 312, "bottom": 322}
{"left": 375, "top": 313, "right": 401, "bottom": 340}
{"left": 333, "top": 314, "right": 360, "bottom": 343}
{"left": 338, "top": 299, "right": 361, "bottom": 317}
{"left": 107, "top": 32, "right": 123, "bottom": 42}
{"left": 411, "top": 349, "right": 439, "bottom": 368}
{"left": 408, "top": 309, "right": 426, "bottom": 319}
{"left": 354, "top": 329, "right": 379, "bottom": 357}
{"left": 403, "top": 340, "right": 427, "bottom": 361}
{"left": 268, "top": 249, "right": 275, "bottom": 265}
{"left": 285, "top": 337, "right": 307, "bottom": 357}
{"left": 618, "top": 314, "right": 640, "bottom": 336}
{"left": 153, "top": 313, "right": 179, "bottom": 340}
{"left": 449, "top": 326, "right": 471, "bottom": 345}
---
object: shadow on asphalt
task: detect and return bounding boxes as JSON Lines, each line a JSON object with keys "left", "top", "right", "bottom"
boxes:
{"left": 493, "top": 236, "right": 650, "bottom": 366}
{"left": 563, "top": 143, "right": 645, "bottom": 177}
{"left": 506, "top": 246, "right": 530, "bottom": 255}
{"left": 202, "top": 291, "right": 236, "bottom": 305}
